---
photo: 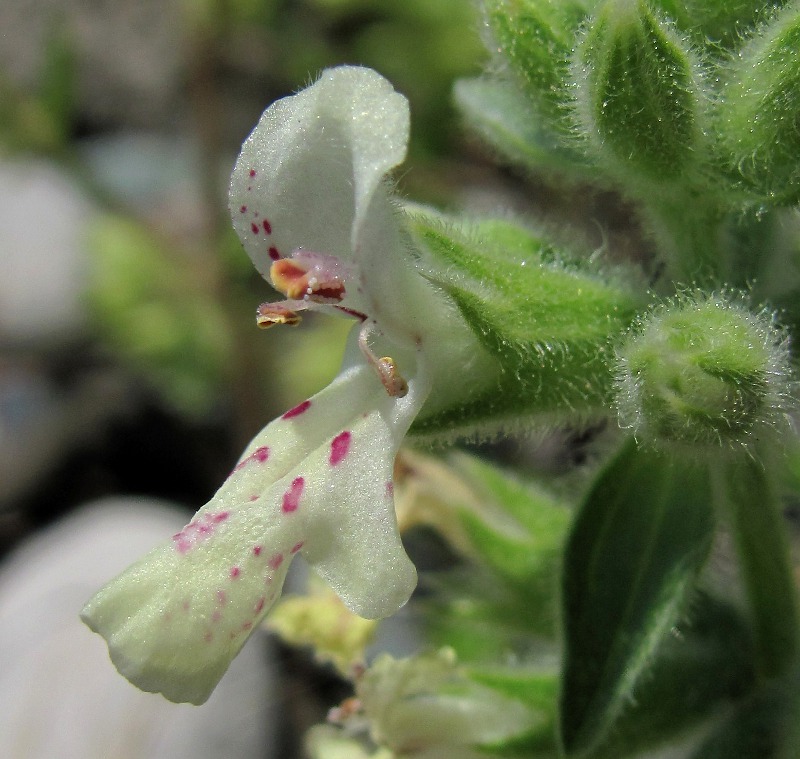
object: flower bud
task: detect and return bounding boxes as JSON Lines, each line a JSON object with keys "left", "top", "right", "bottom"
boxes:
{"left": 716, "top": 3, "right": 800, "bottom": 205}
{"left": 484, "top": 0, "right": 588, "bottom": 129}
{"left": 651, "top": 0, "right": 781, "bottom": 47}
{"left": 573, "top": 0, "right": 701, "bottom": 182}
{"left": 615, "top": 294, "right": 794, "bottom": 448}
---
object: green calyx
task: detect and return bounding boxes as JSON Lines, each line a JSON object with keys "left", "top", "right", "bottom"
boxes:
{"left": 651, "top": 0, "right": 786, "bottom": 49}
{"left": 616, "top": 293, "right": 793, "bottom": 448}
{"left": 716, "top": 1, "right": 800, "bottom": 205}
{"left": 483, "top": 0, "right": 589, "bottom": 131}
{"left": 573, "top": 0, "right": 702, "bottom": 183}
{"left": 408, "top": 210, "right": 640, "bottom": 437}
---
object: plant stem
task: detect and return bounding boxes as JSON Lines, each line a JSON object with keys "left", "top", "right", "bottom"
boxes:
{"left": 715, "top": 456, "right": 800, "bottom": 680}
{"left": 641, "top": 189, "right": 727, "bottom": 285}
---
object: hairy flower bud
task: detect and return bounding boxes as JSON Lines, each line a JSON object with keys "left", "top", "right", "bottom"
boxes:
{"left": 573, "top": 0, "right": 702, "bottom": 182}
{"left": 716, "top": 2, "right": 800, "bottom": 205}
{"left": 615, "top": 293, "right": 794, "bottom": 448}
{"left": 484, "top": 0, "right": 588, "bottom": 129}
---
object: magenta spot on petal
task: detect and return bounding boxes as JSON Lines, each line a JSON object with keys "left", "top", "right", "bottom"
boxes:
{"left": 240, "top": 205, "right": 247, "bottom": 213}
{"left": 212, "top": 610, "right": 222, "bottom": 622}
{"left": 249, "top": 169, "right": 256, "bottom": 177}
{"left": 204, "top": 632, "right": 213, "bottom": 643}
{"left": 242, "top": 621, "right": 253, "bottom": 631}
{"left": 329, "top": 430, "right": 352, "bottom": 466}
{"left": 268, "top": 246, "right": 281, "bottom": 261}
{"left": 268, "top": 553, "right": 284, "bottom": 570}
{"left": 262, "top": 219, "right": 272, "bottom": 234}
{"left": 182, "top": 599, "right": 191, "bottom": 612}
{"left": 385, "top": 481, "right": 394, "bottom": 497}
{"left": 217, "top": 590, "right": 227, "bottom": 605}
{"left": 251, "top": 222, "right": 259, "bottom": 235}
{"left": 254, "top": 596, "right": 266, "bottom": 614}
{"left": 282, "top": 400, "right": 311, "bottom": 419}
{"left": 173, "top": 534, "right": 191, "bottom": 554}
{"left": 253, "top": 545, "right": 263, "bottom": 557}
{"left": 230, "top": 566, "right": 241, "bottom": 579}
{"left": 172, "top": 511, "right": 229, "bottom": 553}
{"left": 282, "top": 477, "right": 304, "bottom": 513}
{"left": 290, "top": 541, "right": 304, "bottom": 554}
{"left": 233, "top": 448, "right": 269, "bottom": 473}
{"left": 249, "top": 494, "right": 259, "bottom": 502}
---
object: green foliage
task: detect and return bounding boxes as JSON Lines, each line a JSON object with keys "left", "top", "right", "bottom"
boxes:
{"left": 716, "top": 457, "right": 800, "bottom": 679}
{"left": 454, "top": 454, "right": 572, "bottom": 589}
{"left": 409, "top": 212, "right": 640, "bottom": 435}
{"left": 651, "top": 0, "right": 785, "bottom": 49}
{"left": 420, "top": 453, "right": 573, "bottom": 656}
{"left": 573, "top": 0, "right": 702, "bottom": 183}
{"left": 483, "top": 0, "right": 590, "bottom": 132}
{"left": 86, "top": 215, "right": 231, "bottom": 416}
{"left": 424, "top": 2, "right": 800, "bottom": 753}
{"left": 587, "top": 595, "right": 756, "bottom": 758}
{"left": 715, "top": 1, "right": 800, "bottom": 204}
{"left": 559, "top": 440, "right": 715, "bottom": 754}
{"left": 690, "top": 666, "right": 800, "bottom": 759}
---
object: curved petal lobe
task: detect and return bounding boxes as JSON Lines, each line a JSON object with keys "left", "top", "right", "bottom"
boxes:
{"left": 81, "top": 356, "right": 427, "bottom": 704}
{"left": 229, "top": 66, "right": 410, "bottom": 278}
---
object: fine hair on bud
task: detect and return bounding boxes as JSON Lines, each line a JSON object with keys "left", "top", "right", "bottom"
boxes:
{"left": 569, "top": 0, "right": 708, "bottom": 187}
{"left": 614, "top": 290, "right": 795, "bottom": 451}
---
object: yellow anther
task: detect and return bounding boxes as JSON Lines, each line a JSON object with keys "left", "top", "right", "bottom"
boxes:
{"left": 377, "top": 356, "right": 409, "bottom": 398}
{"left": 256, "top": 302, "right": 302, "bottom": 329}
{"left": 270, "top": 258, "right": 346, "bottom": 302}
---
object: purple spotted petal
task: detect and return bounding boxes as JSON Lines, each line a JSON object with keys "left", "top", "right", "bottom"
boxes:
{"left": 81, "top": 353, "right": 428, "bottom": 704}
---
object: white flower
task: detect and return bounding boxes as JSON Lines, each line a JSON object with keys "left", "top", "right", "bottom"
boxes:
{"left": 82, "top": 66, "right": 454, "bottom": 705}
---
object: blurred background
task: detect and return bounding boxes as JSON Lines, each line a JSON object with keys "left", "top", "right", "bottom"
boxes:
{"left": 0, "top": 1, "right": 487, "bottom": 756}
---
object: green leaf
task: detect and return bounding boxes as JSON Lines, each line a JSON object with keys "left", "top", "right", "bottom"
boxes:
{"left": 469, "top": 667, "right": 561, "bottom": 756}
{"left": 588, "top": 595, "right": 756, "bottom": 758}
{"left": 453, "top": 454, "right": 572, "bottom": 588}
{"left": 422, "top": 567, "right": 556, "bottom": 660}
{"left": 559, "top": 439, "right": 715, "bottom": 755}
{"left": 446, "top": 454, "right": 573, "bottom": 640}
{"left": 409, "top": 212, "right": 639, "bottom": 436}
{"left": 690, "top": 665, "right": 800, "bottom": 759}
{"left": 716, "top": 457, "right": 800, "bottom": 679}
{"left": 416, "top": 453, "right": 573, "bottom": 651}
